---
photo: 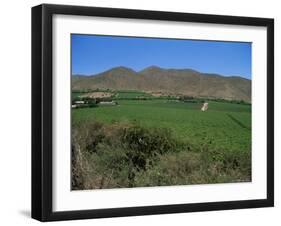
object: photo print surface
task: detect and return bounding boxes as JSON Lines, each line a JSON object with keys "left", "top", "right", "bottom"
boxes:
{"left": 71, "top": 34, "right": 252, "bottom": 190}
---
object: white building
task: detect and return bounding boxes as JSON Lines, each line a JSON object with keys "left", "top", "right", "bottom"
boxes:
{"left": 74, "top": 100, "right": 85, "bottom": 104}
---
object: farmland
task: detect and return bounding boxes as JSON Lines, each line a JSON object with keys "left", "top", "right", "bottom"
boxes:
{"left": 72, "top": 90, "right": 251, "bottom": 190}
{"left": 114, "top": 90, "right": 153, "bottom": 99}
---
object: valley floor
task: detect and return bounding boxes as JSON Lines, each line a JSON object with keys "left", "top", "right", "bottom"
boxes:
{"left": 71, "top": 98, "right": 251, "bottom": 190}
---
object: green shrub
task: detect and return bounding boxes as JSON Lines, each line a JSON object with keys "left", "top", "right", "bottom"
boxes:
{"left": 121, "top": 126, "right": 177, "bottom": 169}
{"left": 134, "top": 147, "right": 251, "bottom": 187}
{"left": 71, "top": 120, "right": 251, "bottom": 190}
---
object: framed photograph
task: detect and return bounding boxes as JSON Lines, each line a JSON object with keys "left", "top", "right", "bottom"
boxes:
{"left": 32, "top": 4, "right": 274, "bottom": 221}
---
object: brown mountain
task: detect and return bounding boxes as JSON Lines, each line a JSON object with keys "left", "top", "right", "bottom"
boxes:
{"left": 72, "top": 66, "right": 251, "bottom": 102}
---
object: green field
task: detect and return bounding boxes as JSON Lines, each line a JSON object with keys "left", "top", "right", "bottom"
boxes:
{"left": 72, "top": 99, "right": 251, "bottom": 152}
{"left": 72, "top": 92, "right": 251, "bottom": 190}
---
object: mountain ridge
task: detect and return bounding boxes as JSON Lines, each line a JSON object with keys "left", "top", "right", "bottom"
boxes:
{"left": 72, "top": 66, "right": 251, "bottom": 102}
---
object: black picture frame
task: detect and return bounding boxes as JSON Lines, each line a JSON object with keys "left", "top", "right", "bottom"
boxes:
{"left": 32, "top": 4, "right": 274, "bottom": 222}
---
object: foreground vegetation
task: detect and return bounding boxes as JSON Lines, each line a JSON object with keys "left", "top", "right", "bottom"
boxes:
{"left": 72, "top": 90, "right": 251, "bottom": 190}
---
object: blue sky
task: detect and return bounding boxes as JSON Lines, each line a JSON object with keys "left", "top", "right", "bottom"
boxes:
{"left": 71, "top": 34, "right": 252, "bottom": 79}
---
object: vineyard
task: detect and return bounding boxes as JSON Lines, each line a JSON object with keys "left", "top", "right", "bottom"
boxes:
{"left": 72, "top": 90, "right": 251, "bottom": 190}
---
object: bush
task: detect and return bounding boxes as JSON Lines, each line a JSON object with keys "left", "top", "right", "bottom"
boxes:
{"left": 71, "top": 121, "right": 251, "bottom": 190}
{"left": 134, "top": 146, "right": 251, "bottom": 187}
{"left": 134, "top": 151, "right": 202, "bottom": 186}
{"left": 71, "top": 121, "right": 179, "bottom": 189}
{"left": 121, "top": 126, "right": 177, "bottom": 169}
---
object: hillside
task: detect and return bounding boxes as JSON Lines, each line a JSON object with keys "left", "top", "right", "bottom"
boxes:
{"left": 72, "top": 66, "right": 251, "bottom": 102}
